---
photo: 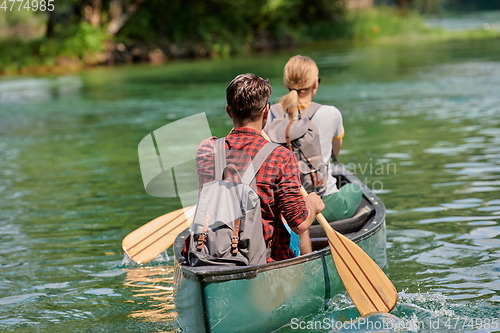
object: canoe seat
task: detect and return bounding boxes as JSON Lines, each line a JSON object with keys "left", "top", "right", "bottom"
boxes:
{"left": 309, "top": 205, "right": 375, "bottom": 251}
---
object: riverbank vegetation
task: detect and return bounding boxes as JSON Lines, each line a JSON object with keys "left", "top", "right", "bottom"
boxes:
{"left": 1, "top": 0, "right": 499, "bottom": 75}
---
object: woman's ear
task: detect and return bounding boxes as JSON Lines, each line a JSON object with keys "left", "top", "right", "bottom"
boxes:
{"left": 311, "top": 77, "right": 319, "bottom": 97}
{"left": 313, "top": 77, "right": 319, "bottom": 89}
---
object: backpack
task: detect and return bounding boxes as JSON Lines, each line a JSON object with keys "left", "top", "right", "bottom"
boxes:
{"left": 266, "top": 102, "right": 328, "bottom": 196}
{"left": 187, "top": 138, "right": 277, "bottom": 266}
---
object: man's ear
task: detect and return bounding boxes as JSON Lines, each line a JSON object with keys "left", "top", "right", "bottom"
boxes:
{"left": 261, "top": 107, "right": 269, "bottom": 129}
{"left": 226, "top": 105, "right": 233, "bottom": 119}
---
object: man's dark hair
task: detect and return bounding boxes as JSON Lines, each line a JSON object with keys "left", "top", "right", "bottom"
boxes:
{"left": 226, "top": 73, "right": 272, "bottom": 124}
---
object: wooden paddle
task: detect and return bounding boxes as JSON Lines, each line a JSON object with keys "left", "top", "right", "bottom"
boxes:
{"left": 300, "top": 187, "right": 397, "bottom": 316}
{"left": 261, "top": 130, "right": 397, "bottom": 315}
{"left": 122, "top": 205, "right": 196, "bottom": 264}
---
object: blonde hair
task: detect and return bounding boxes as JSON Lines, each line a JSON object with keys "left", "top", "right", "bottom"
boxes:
{"left": 280, "top": 55, "right": 319, "bottom": 118}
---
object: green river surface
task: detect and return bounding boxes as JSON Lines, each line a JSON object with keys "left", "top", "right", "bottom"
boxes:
{"left": 1, "top": 13, "right": 499, "bottom": 333}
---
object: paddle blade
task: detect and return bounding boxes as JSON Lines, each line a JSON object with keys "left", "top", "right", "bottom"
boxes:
{"left": 122, "top": 205, "right": 196, "bottom": 264}
{"left": 324, "top": 224, "right": 398, "bottom": 316}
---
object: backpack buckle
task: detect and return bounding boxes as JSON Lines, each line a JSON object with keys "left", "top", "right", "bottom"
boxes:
{"left": 231, "top": 217, "right": 242, "bottom": 254}
{"left": 231, "top": 236, "right": 239, "bottom": 254}
{"left": 196, "top": 232, "right": 207, "bottom": 250}
{"left": 196, "top": 213, "right": 210, "bottom": 250}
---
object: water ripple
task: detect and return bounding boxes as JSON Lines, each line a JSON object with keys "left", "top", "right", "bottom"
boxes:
{"left": 0, "top": 293, "right": 46, "bottom": 305}
{"left": 419, "top": 215, "right": 500, "bottom": 224}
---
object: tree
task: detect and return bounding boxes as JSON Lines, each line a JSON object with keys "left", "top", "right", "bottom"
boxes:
{"left": 47, "top": 0, "right": 146, "bottom": 38}
{"left": 395, "top": 0, "right": 414, "bottom": 12}
{"left": 106, "top": 0, "right": 146, "bottom": 35}
{"left": 80, "top": 0, "right": 102, "bottom": 26}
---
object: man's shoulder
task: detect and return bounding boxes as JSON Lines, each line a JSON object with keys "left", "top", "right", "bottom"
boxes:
{"left": 197, "top": 136, "right": 218, "bottom": 154}
{"left": 269, "top": 143, "right": 296, "bottom": 161}
{"left": 199, "top": 136, "right": 217, "bottom": 145}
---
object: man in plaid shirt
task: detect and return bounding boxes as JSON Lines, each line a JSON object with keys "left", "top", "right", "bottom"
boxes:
{"left": 190, "top": 73, "right": 324, "bottom": 262}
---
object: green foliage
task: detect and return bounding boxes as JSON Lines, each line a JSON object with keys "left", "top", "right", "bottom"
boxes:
{"left": 0, "top": 8, "right": 45, "bottom": 39}
{"left": 347, "top": 6, "right": 434, "bottom": 40}
{"left": 0, "top": 22, "right": 108, "bottom": 74}
{"left": 412, "top": 0, "right": 447, "bottom": 13}
{"left": 59, "top": 22, "right": 108, "bottom": 58}
{"left": 120, "top": 0, "right": 345, "bottom": 54}
{"left": 445, "top": 0, "right": 500, "bottom": 11}
{"left": 2, "top": 0, "right": 500, "bottom": 75}
{"left": 284, "top": 5, "right": 437, "bottom": 42}
{"left": 378, "top": 0, "right": 500, "bottom": 12}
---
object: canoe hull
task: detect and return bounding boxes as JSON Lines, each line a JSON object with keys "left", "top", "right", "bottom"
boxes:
{"left": 174, "top": 166, "right": 387, "bottom": 332}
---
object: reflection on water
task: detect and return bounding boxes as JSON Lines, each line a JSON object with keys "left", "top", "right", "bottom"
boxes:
{"left": 123, "top": 266, "right": 176, "bottom": 324}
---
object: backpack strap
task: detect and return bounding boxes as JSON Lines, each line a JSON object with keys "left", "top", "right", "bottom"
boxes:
{"left": 214, "top": 138, "right": 227, "bottom": 181}
{"left": 241, "top": 142, "right": 278, "bottom": 185}
{"left": 303, "top": 102, "right": 336, "bottom": 164}
{"left": 270, "top": 102, "right": 322, "bottom": 120}
{"left": 303, "top": 102, "right": 322, "bottom": 120}
{"left": 269, "top": 103, "right": 286, "bottom": 119}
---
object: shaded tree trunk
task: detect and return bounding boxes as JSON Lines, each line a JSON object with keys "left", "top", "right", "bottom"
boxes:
{"left": 395, "top": 0, "right": 413, "bottom": 12}
{"left": 107, "top": 0, "right": 145, "bottom": 35}
{"left": 46, "top": 10, "right": 56, "bottom": 38}
{"left": 80, "top": 0, "right": 102, "bottom": 26}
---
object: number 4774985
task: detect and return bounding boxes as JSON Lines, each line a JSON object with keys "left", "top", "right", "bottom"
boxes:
{"left": 1, "top": 0, "right": 55, "bottom": 11}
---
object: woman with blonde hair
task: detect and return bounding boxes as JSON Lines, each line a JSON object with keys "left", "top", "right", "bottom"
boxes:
{"left": 265, "top": 55, "right": 362, "bottom": 224}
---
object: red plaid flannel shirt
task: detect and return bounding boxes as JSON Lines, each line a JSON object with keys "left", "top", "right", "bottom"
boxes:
{"left": 193, "top": 127, "right": 308, "bottom": 262}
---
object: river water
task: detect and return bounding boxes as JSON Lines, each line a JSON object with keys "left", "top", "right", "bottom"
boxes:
{"left": 1, "top": 19, "right": 499, "bottom": 333}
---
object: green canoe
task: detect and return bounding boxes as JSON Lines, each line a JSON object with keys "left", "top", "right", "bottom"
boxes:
{"left": 173, "top": 165, "right": 387, "bottom": 332}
